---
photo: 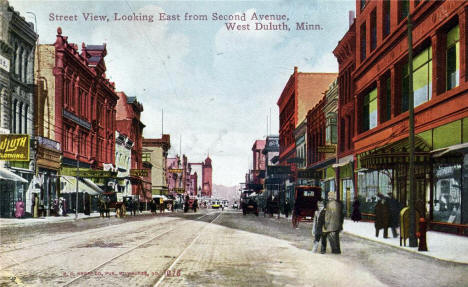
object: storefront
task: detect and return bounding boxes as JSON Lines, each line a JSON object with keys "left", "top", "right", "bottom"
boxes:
{"left": 0, "top": 167, "right": 28, "bottom": 217}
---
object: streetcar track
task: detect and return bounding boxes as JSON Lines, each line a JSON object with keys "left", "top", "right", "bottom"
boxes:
{"left": 61, "top": 212, "right": 216, "bottom": 287}
{"left": 0, "top": 213, "right": 177, "bottom": 254}
{"left": 153, "top": 212, "right": 223, "bottom": 287}
{"left": 0, "top": 217, "right": 185, "bottom": 271}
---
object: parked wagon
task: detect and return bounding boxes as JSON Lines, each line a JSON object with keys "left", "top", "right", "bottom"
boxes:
{"left": 292, "top": 186, "right": 321, "bottom": 228}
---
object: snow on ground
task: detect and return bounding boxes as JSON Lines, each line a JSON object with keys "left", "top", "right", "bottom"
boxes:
{"left": 343, "top": 219, "right": 468, "bottom": 264}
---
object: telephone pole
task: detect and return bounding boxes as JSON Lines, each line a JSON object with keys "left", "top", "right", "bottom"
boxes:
{"left": 408, "top": 14, "right": 417, "bottom": 247}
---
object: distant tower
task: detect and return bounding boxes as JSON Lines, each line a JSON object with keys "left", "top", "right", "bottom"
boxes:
{"left": 202, "top": 156, "right": 212, "bottom": 197}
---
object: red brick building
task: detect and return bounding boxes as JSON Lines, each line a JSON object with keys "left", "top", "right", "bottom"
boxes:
{"left": 334, "top": 1, "right": 468, "bottom": 234}
{"left": 116, "top": 92, "right": 146, "bottom": 202}
{"left": 50, "top": 28, "right": 118, "bottom": 177}
{"left": 277, "top": 67, "right": 338, "bottom": 178}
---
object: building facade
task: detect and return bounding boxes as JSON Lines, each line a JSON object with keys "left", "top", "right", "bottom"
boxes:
{"left": 115, "top": 130, "right": 132, "bottom": 195}
{"left": 0, "top": 2, "right": 37, "bottom": 217}
{"left": 334, "top": 0, "right": 468, "bottom": 234}
{"left": 142, "top": 135, "right": 171, "bottom": 196}
{"left": 116, "top": 92, "right": 145, "bottom": 203}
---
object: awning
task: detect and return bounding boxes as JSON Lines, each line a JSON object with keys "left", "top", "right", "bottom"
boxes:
{"left": 432, "top": 142, "right": 468, "bottom": 158}
{"left": 81, "top": 178, "right": 104, "bottom": 194}
{"left": 360, "top": 136, "right": 431, "bottom": 170}
{"left": 0, "top": 167, "right": 28, "bottom": 183}
{"left": 60, "top": 176, "right": 101, "bottom": 195}
{"left": 332, "top": 155, "right": 353, "bottom": 168}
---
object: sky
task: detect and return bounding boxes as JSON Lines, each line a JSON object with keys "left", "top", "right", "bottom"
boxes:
{"left": 10, "top": 0, "right": 355, "bottom": 186}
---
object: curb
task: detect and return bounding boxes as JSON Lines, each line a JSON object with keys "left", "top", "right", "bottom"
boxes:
{"left": 343, "top": 230, "right": 468, "bottom": 265}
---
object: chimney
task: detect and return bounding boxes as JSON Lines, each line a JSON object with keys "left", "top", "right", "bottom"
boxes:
{"left": 349, "top": 10, "right": 355, "bottom": 27}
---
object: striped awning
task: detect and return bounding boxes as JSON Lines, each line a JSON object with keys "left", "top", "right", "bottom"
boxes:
{"left": 360, "top": 136, "right": 431, "bottom": 170}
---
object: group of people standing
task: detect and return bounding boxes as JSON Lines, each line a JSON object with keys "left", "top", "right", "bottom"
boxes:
{"left": 374, "top": 193, "right": 401, "bottom": 238}
{"left": 312, "top": 192, "right": 344, "bottom": 254}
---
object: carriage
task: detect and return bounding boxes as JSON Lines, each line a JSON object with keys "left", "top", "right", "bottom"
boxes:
{"left": 100, "top": 192, "right": 128, "bottom": 218}
{"left": 292, "top": 186, "right": 322, "bottom": 228}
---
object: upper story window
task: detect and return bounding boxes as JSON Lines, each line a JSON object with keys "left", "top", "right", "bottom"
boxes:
{"left": 399, "top": 0, "right": 409, "bottom": 23}
{"left": 401, "top": 45, "right": 433, "bottom": 112}
{"left": 446, "top": 25, "right": 460, "bottom": 90}
{"left": 383, "top": 0, "right": 390, "bottom": 38}
{"left": 360, "top": 0, "right": 367, "bottom": 12}
{"left": 361, "top": 88, "right": 377, "bottom": 132}
{"left": 413, "top": 46, "right": 433, "bottom": 107}
{"left": 360, "top": 22, "right": 367, "bottom": 62}
{"left": 326, "top": 113, "right": 337, "bottom": 144}
{"left": 381, "top": 74, "right": 392, "bottom": 123}
{"left": 370, "top": 10, "right": 377, "bottom": 52}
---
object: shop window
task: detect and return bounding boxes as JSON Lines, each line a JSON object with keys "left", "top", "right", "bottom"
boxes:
{"left": 361, "top": 88, "right": 377, "bottom": 132}
{"left": 446, "top": 25, "right": 460, "bottom": 90}
{"left": 370, "top": 10, "right": 377, "bottom": 51}
{"left": 433, "top": 164, "right": 462, "bottom": 224}
{"left": 383, "top": 0, "right": 390, "bottom": 38}
{"left": 358, "top": 170, "right": 392, "bottom": 214}
{"left": 360, "top": 23, "right": 366, "bottom": 62}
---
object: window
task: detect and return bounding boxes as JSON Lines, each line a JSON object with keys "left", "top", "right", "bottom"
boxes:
{"left": 413, "top": 46, "right": 432, "bottom": 107}
{"left": 24, "top": 105, "right": 28, "bottom": 133}
{"left": 360, "top": 23, "right": 366, "bottom": 61}
{"left": 360, "top": 0, "right": 367, "bottom": 12}
{"left": 383, "top": 0, "right": 390, "bottom": 38}
{"left": 370, "top": 10, "right": 377, "bottom": 51}
{"left": 18, "top": 102, "right": 23, "bottom": 134}
{"left": 399, "top": 0, "right": 409, "bottom": 22}
{"left": 12, "top": 100, "right": 17, "bottom": 133}
{"left": 362, "top": 88, "right": 377, "bottom": 132}
{"left": 381, "top": 75, "right": 391, "bottom": 122}
{"left": 446, "top": 25, "right": 460, "bottom": 90}
{"left": 326, "top": 113, "right": 337, "bottom": 144}
{"left": 433, "top": 164, "right": 462, "bottom": 224}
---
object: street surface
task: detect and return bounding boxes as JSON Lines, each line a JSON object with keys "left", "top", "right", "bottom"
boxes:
{"left": 0, "top": 209, "right": 467, "bottom": 287}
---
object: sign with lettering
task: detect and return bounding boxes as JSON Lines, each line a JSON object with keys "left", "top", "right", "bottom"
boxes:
{"left": 0, "top": 134, "right": 29, "bottom": 161}
{"left": 297, "top": 169, "right": 321, "bottom": 179}
{"left": 169, "top": 168, "right": 183, "bottom": 173}
{"left": 267, "top": 165, "right": 291, "bottom": 175}
{"left": 130, "top": 169, "right": 148, "bottom": 177}
{"left": 65, "top": 169, "right": 116, "bottom": 178}
{"left": 0, "top": 54, "right": 9, "bottom": 72}
{"left": 317, "top": 145, "right": 336, "bottom": 153}
{"left": 174, "top": 188, "right": 185, "bottom": 194}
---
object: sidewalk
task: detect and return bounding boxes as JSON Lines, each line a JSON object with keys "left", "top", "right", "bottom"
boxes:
{"left": 0, "top": 210, "right": 178, "bottom": 228}
{"left": 343, "top": 219, "right": 468, "bottom": 264}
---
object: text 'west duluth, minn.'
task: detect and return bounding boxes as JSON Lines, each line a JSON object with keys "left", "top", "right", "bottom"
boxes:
{"left": 48, "top": 11, "right": 323, "bottom": 31}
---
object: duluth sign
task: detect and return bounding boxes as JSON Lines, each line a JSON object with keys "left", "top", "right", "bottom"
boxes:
{"left": 0, "top": 134, "right": 29, "bottom": 161}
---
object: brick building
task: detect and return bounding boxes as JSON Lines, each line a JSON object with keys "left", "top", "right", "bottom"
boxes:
{"left": 334, "top": 0, "right": 468, "bottom": 234}
{"left": 116, "top": 92, "right": 146, "bottom": 202}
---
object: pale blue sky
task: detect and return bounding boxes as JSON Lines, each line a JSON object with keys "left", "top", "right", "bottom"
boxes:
{"left": 10, "top": 0, "right": 355, "bottom": 186}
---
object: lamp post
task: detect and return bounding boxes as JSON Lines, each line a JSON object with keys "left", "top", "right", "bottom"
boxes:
{"left": 407, "top": 14, "right": 417, "bottom": 247}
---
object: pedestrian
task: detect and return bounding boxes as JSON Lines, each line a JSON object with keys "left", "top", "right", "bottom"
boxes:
{"left": 351, "top": 198, "right": 362, "bottom": 222}
{"left": 62, "top": 198, "right": 67, "bottom": 216}
{"left": 132, "top": 199, "right": 137, "bottom": 216}
{"left": 284, "top": 200, "right": 290, "bottom": 218}
{"left": 387, "top": 192, "right": 401, "bottom": 238}
{"left": 84, "top": 192, "right": 90, "bottom": 215}
{"left": 312, "top": 200, "right": 325, "bottom": 252}
{"left": 374, "top": 193, "right": 390, "bottom": 238}
{"left": 321, "top": 192, "right": 344, "bottom": 254}
{"left": 32, "top": 193, "right": 39, "bottom": 218}
{"left": 15, "top": 199, "right": 25, "bottom": 218}
{"left": 105, "top": 196, "right": 111, "bottom": 218}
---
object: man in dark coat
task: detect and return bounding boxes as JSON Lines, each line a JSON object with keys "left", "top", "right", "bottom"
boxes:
{"left": 351, "top": 198, "right": 362, "bottom": 222}
{"left": 321, "top": 192, "right": 344, "bottom": 254}
{"left": 375, "top": 193, "right": 390, "bottom": 238}
{"left": 387, "top": 193, "right": 401, "bottom": 238}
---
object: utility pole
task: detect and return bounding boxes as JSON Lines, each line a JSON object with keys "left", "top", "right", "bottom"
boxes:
{"left": 75, "top": 132, "right": 79, "bottom": 220}
{"left": 408, "top": 14, "right": 417, "bottom": 247}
